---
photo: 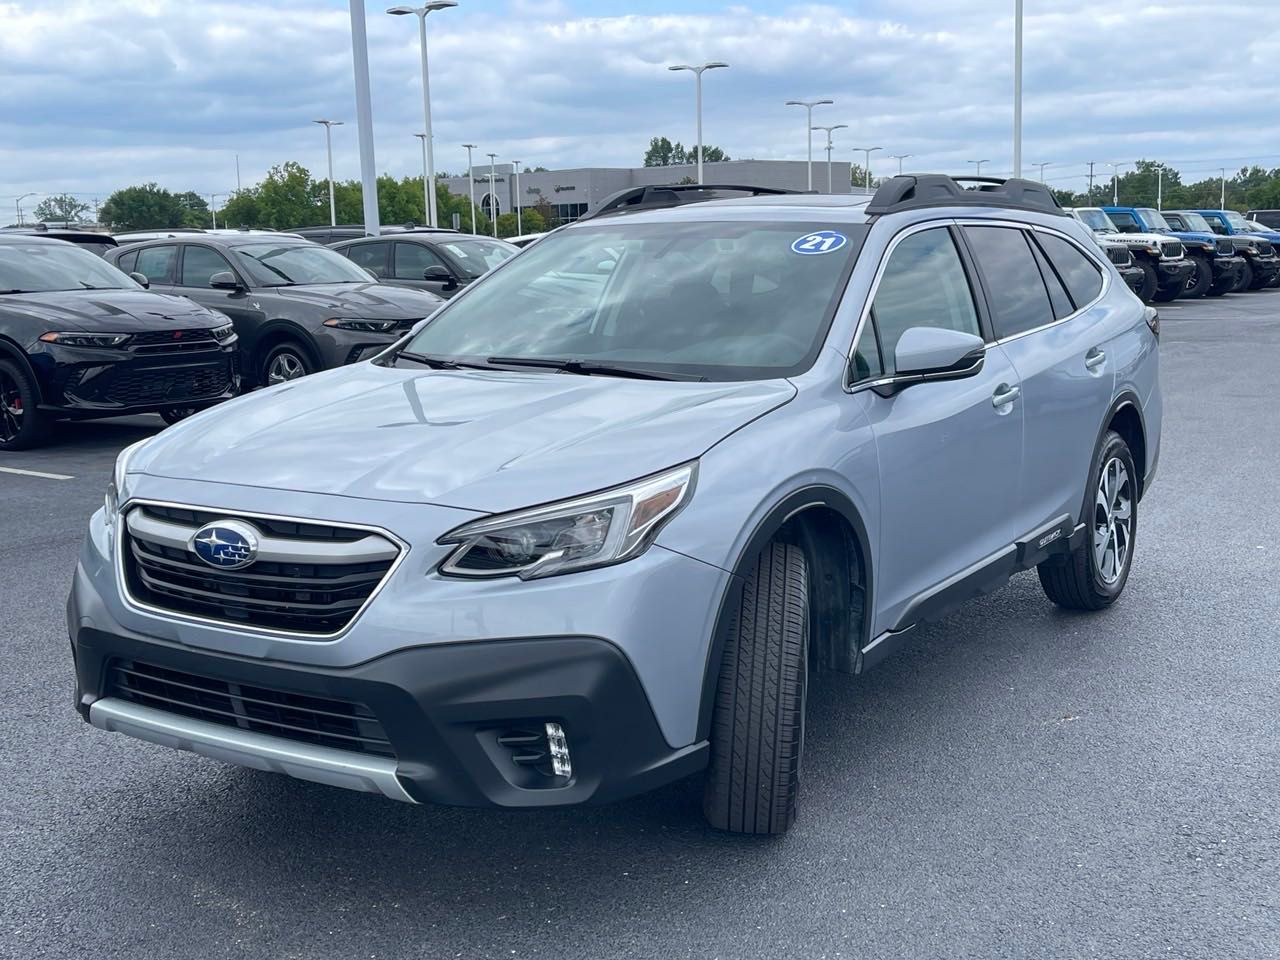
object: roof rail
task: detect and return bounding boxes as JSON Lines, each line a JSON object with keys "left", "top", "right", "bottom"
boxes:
{"left": 864, "top": 174, "right": 1067, "bottom": 218}
{"left": 579, "top": 183, "right": 801, "bottom": 222}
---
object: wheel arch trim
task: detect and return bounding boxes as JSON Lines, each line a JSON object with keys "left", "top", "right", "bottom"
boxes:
{"left": 0, "top": 335, "right": 44, "bottom": 404}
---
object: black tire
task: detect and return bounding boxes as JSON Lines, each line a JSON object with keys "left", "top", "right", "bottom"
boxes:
{"left": 703, "top": 542, "right": 809, "bottom": 835}
{"left": 0, "top": 359, "right": 49, "bottom": 451}
{"left": 1234, "top": 260, "right": 1253, "bottom": 293}
{"left": 1182, "top": 255, "right": 1212, "bottom": 299}
{"left": 1151, "top": 284, "right": 1181, "bottom": 303}
{"left": 1248, "top": 263, "right": 1272, "bottom": 290}
{"left": 159, "top": 407, "right": 198, "bottom": 426}
{"left": 1038, "top": 430, "right": 1137, "bottom": 611}
{"left": 1135, "top": 260, "right": 1158, "bottom": 303}
{"left": 260, "top": 341, "right": 314, "bottom": 387}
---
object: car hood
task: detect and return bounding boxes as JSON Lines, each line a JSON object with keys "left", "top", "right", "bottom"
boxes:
{"left": 1106, "top": 232, "right": 1178, "bottom": 246}
{"left": 131, "top": 364, "right": 797, "bottom": 513}
{"left": 1165, "top": 231, "right": 1220, "bottom": 247}
{"left": 264, "top": 282, "right": 443, "bottom": 317}
{"left": 0, "top": 288, "right": 225, "bottom": 332}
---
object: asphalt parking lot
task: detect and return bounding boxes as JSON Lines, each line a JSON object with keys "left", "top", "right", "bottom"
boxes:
{"left": 3, "top": 290, "right": 1278, "bottom": 960}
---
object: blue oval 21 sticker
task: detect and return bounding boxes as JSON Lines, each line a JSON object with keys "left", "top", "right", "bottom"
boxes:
{"left": 791, "top": 230, "right": 848, "bottom": 255}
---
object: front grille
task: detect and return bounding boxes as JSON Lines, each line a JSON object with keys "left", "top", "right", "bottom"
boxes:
{"left": 1159, "top": 241, "right": 1184, "bottom": 259}
{"left": 130, "top": 329, "right": 219, "bottom": 352}
{"left": 121, "top": 505, "right": 399, "bottom": 637}
{"left": 1257, "top": 239, "right": 1274, "bottom": 256}
{"left": 1217, "top": 238, "right": 1234, "bottom": 256}
{"left": 108, "top": 659, "right": 395, "bottom": 758}
{"left": 1105, "top": 245, "right": 1133, "bottom": 267}
{"left": 99, "top": 363, "right": 232, "bottom": 405}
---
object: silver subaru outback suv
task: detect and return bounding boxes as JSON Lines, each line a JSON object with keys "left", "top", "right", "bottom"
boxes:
{"left": 70, "top": 176, "right": 1160, "bottom": 834}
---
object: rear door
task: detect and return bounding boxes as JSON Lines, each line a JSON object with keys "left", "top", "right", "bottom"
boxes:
{"left": 339, "top": 241, "right": 390, "bottom": 280}
{"left": 961, "top": 223, "right": 1116, "bottom": 540}
{"left": 852, "top": 224, "right": 1025, "bottom": 633}
{"left": 174, "top": 243, "right": 266, "bottom": 341}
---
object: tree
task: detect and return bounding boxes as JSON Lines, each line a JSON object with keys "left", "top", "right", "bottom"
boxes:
{"left": 643, "top": 136, "right": 730, "bottom": 167}
{"left": 530, "top": 197, "right": 559, "bottom": 230}
{"left": 518, "top": 208, "right": 546, "bottom": 234}
{"left": 98, "top": 183, "right": 186, "bottom": 231}
{"left": 33, "top": 194, "right": 90, "bottom": 225}
{"left": 174, "top": 191, "right": 212, "bottom": 229}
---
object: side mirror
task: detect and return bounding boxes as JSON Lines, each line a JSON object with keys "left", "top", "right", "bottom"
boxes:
{"left": 209, "top": 271, "right": 241, "bottom": 290}
{"left": 875, "top": 327, "right": 986, "bottom": 396}
{"left": 128, "top": 271, "right": 150, "bottom": 289}
{"left": 423, "top": 266, "right": 457, "bottom": 289}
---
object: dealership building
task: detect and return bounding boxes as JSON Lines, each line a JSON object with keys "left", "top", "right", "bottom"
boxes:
{"left": 439, "top": 159, "right": 866, "bottom": 225}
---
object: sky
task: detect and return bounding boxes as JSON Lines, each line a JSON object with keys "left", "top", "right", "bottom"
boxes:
{"left": 2, "top": 0, "right": 1278, "bottom": 213}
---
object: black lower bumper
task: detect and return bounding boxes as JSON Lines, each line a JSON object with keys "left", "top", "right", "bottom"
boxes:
{"left": 71, "top": 626, "right": 706, "bottom": 808}
{"left": 1118, "top": 264, "right": 1145, "bottom": 294}
{"left": 1248, "top": 254, "right": 1279, "bottom": 286}
{"left": 1155, "top": 259, "right": 1195, "bottom": 293}
{"left": 1211, "top": 255, "right": 1245, "bottom": 292}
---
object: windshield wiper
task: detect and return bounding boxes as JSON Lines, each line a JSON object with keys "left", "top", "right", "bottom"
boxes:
{"left": 486, "top": 356, "right": 704, "bottom": 381}
{"left": 396, "top": 351, "right": 496, "bottom": 371}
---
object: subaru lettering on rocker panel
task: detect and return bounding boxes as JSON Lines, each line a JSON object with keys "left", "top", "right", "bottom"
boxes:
{"left": 69, "top": 177, "right": 1161, "bottom": 834}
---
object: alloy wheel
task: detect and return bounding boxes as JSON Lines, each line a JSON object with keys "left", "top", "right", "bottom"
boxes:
{"left": 1093, "top": 456, "right": 1133, "bottom": 585}
{"left": 267, "top": 351, "right": 306, "bottom": 385}
{"left": 0, "top": 369, "right": 24, "bottom": 443}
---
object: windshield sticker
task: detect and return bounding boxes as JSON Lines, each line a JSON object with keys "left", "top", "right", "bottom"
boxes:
{"left": 791, "top": 230, "right": 848, "bottom": 255}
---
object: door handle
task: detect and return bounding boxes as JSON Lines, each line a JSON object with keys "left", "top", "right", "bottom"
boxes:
{"left": 991, "top": 383, "right": 1020, "bottom": 408}
{"left": 1085, "top": 347, "right": 1107, "bottom": 370}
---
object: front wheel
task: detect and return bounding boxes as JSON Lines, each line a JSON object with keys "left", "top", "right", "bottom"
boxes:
{"left": 1234, "top": 261, "right": 1254, "bottom": 292}
{"left": 1135, "top": 261, "right": 1158, "bottom": 303}
{"left": 261, "top": 342, "right": 314, "bottom": 386}
{"left": 1182, "top": 256, "right": 1211, "bottom": 299}
{"left": 0, "top": 359, "right": 50, "bottom": 452}
{"left": 703, "top": 542, "right": 809, "bottom": 835}
{"left": 1037, "top": 430, "right": 1137, "bottom": 610}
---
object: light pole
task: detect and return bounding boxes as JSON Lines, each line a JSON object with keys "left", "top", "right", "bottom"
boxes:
{"left": 1220, "top": 168, "right": 1227, "bottom": 209}
{"left": 313, "top": 119, "right": 343, "bottom": 226}
{"left": 811, "top": 124, "right": 848, "bottom": 193}
{"left": 851, "top": 147, "right": 881, "bottom": 190}
{"left": 668, "top": 62, "right": 729, "bottom": 185}
{"left": 1033, "top": 161, "right": 1050, "bottom": 182}
{"left": 511, "top": 160, "right": 522, "bottom": 234}
{"left": 462, "top": 144, "right": 477, "bottom": 233}
{"left": 414, "top": 133, "right": 430, "bottom": 224}
{"left": 888, "top": 154, "right": 912, "bottom": 176}
{"left": 1157, "top": 167, "right": 1163, "bottom": 210}
{"left": 209, "top": 194, "right": 222, "bottom": 230}
{"left": 15, "top": 192, "right": 36, "bottom": 225}
{"left": 349, "top": 0, "right": 380, "bottom": 235}
{"left": 968, "top": 159, "right": 989, "bottom": 176}
{"left": 1108, "top": 162, "right": 1128, "bottom": 204}
{"left": 1013, "top": 0, "right": 1023, "bottom": 178}
{"left": 1087, "top": 161, "right": 1096, "bottom": 203}
{"left": 487, "top": 152, "right": 498, "bottom": 237}
{"left": 785, "top": 99, "right": 834, "bottom": 191}
{"left": 387, "top": 2, "right": 457, "bottom": 228}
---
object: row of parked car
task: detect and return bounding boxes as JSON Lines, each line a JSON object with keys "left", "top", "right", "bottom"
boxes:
{"left": 1070, "top": 206, "right": 1280, "bottom": 303}
{"left": 0, "top": 225, "right": 517, "bottom": 450}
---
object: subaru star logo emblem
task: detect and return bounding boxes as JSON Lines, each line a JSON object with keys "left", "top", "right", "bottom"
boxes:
{"left": 189, "top": 519, "right": 260, "bottom": 570}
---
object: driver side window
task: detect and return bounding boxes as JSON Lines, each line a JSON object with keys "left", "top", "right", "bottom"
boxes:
{"left": 856, "top": 227, "right": 980, "bottom": 378}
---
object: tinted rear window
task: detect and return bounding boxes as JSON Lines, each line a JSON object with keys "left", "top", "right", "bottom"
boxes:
{"left": 964, "top": 226, "right": 1055, "bottom": 339}
{"left": 1036, "top": 233, "right": 1104, "bottom": 309}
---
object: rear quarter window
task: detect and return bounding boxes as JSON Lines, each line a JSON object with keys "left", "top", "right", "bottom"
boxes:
{"left": 963, "top": 226, "right": 1055, "bottom": 339}
{"left": 1035, "top": 233, "right": 1104, "bottom": 309}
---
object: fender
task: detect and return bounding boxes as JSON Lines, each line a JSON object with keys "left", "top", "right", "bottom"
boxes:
{"left": 694, "top": 485, "right": 874, "bottom": 741}
{"left": 0, "top": 335, "right": 43, "bottom": 404}
{"left": 1085, "top": 391, "right": 1148, "bottom": 513}
{"left": 249, "top": 319, "right": 320, "bottom": 382}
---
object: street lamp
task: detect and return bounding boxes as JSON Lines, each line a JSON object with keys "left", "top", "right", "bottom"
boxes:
{"left": 1107, "top": 162, "right": 1128, "bottom": 204}
{"left": 1033, "top": 161, "right": 1050, "bottom": 182}
{"left": 387, "top": 2, "right": 457, "bottom": 228}
{"left": 785, "top": 99, "right": 834, "bottom": 191}
{"left": 968, "top": 159, "right": 989, "bottom": 176}
{"left": 510, "top": 159, "right": 522, "bottom": 234}
{"left": 888, "top": 153, "right": 912, "bottom": 176}
{"left": 852, "top": 146, "right": 881, "bottom": 190}
{"left": 1220, "top": 167, "right": 1227, "bottom": 209}
{"left": 486, "top": 152, "right": 498, "bottom": 237}
{"left": 209, "top": 194, "right": 222, "bottom": 230}
{"left": 462, "top": 144, "right": 477, "bottom": 233}
{"left": 811, "top": 124, "right": 848, "bottom": 193}
{"left": 1013, "top": 0, "right": 1023, "bottom": 178}
{"left": 414, "top": 133, "right": 431, "bottom": 224}
{"left": 668, "top": 62, "right": 729, "bottom": 185}
{"left": 15, "top": 192, "right": 36, "bottom": 225}
{"left": 313, "top": 119, "right": 343, "bottom": 226}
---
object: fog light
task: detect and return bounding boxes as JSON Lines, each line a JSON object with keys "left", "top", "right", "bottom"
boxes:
{"left": 545, "top": 722, "right": 572, "bottom": 778}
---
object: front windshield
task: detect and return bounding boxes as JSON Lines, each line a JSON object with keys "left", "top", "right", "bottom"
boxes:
{"left": 401, "top": 220, "right": 866, "bottom": 381}
{"left": 0, "top": 241, "right": 137, "bottom": 293}
{"left": 1226, "top": 211, "right": 1254, "bottom": 232}
{"left": 1178, "top": 211, "right": 1214, "bottom": 232}
{"left": 1075, "top": 208, "right": 1116, "bottom": 232}
{"left": 1138, "top": 208, "right": 1171, "bottom": 231}
{"left": 436, "top": 238, "right": 517, "bottom": 278}
{"left": 234, "top": 242, "right": 374, "bottom": 286}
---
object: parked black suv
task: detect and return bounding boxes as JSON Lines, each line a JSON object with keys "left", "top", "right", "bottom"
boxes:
{"left": 106, "top": 235, "right": 444, "bottom": 387}
{"left": 0, "top": 236, "right": 239, "bottom": 450}
{"left": 331, "top": 232, "right": 518, "bottom": 299}
{"left": 3, "top": 225, "right": 118, "bottom": 258}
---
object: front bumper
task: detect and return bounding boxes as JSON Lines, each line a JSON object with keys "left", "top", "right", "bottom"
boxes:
{"left": 1154, "top": 259, "right": 1195, "bottom": 294}
{"left": 1211, "top": 255, "right": 1245, "bottom": 292}
{"left": 1118, "top": 264, "right": 1145, "bottom": 294}
{"left": 72, "top": 623, "right": 706, "bottom": 808}
{"left": 1247, "top": 253, "right": 1280, "bottom": 285}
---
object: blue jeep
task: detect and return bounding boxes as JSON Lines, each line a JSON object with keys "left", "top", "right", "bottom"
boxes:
{"left": 1103, "top": 206, "right": 1244, "bottom": 297}
{"left": 1187, "top": 210, "right": 1280, "bottom": 289}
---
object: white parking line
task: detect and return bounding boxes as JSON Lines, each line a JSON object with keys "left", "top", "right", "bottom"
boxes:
{"left": 0, "top": 466, "right": 74, "bottom": 481}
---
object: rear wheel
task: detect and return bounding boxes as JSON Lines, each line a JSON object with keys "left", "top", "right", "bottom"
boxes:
{"left": 1182, "top": 255, "right": 1211, "bottom": 299}
{"left": 261, "top": 342, "right": 314, "bottom": 386}
{"left": 703, "top": 542, "right": 809, "bottom": 835}
{"left": 0, "top": 359, "right": 49, "bottom": 452}
{"left": 1038, "top": 430, "right": 1137, "bottom": 610}
{"left": 1135, "top": 261, "right": 1158, "bottom": 303}
{"left": 1234, "top": 261, "right": 1253, "bottom": 292}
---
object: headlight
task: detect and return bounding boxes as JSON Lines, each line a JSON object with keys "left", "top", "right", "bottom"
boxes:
{"left": 210, "top": 322, "right": 236, "bottom": 342}
{"left": 323, "top": 318, "right": 401, "bottom": 333}
{"left": 439, "top": 462, "right": 697, "bottom": 580}
{"left": 38, "top": 332, "right": 130, "bottom": 347}
{"left": 105, "top": 439, "right": 147, "bottom": 533}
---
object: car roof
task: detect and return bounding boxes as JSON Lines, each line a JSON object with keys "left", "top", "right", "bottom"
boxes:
{"left": 112, "top": 233, "right": 318, "bottom": 251}
{"left": 0, "top": 233, "right": 77, "bottom": 246}
{"left": 0, "top": 229, "right": 116, "bottom": 244}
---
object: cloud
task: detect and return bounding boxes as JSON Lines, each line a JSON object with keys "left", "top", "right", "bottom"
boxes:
{"left": 0, "top": 0, "right": 1276, "bottom": 206}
